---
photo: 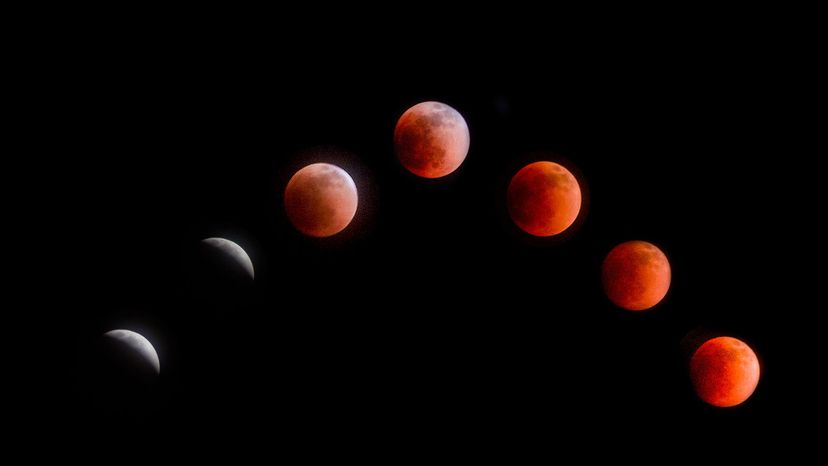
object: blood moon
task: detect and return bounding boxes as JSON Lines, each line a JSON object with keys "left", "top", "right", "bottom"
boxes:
{"left": 394, "top": 101, "right": 470, "bottom": 178}
{"left": 507, "top": 161, "right": 582, "bottom": 236}
{"left": 690, "top": 336, "right": 760, "bottom": 407}
{"left": 284, "top": 163, "right": 358, "bottom": 238}
{"left": 602, "top": 241, "right": 671, "bottom": 311}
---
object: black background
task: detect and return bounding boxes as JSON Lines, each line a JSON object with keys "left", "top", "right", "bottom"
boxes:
{"left": 39, "top": 15, "right": 811, "bottom": 456}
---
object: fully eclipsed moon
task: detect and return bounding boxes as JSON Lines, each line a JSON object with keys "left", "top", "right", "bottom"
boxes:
{"left": 394, "top": 101, "right": 470, "bottom": 178}
{"left": 602, "top": 240, "right": 671, "bottom": 311}
{"left": 201, "top": 237, "right": 254, "bottom": 280}
{"left": 690, "top": 336, "right": 760, "bottom": 407}
{"left": 284, "top": 163, "right": 358, "bottom": 237}
{"left": 104, "top": 329, "right": 160, "bottom": 375}
{"left": 507, "top": 161, "right": 582, "bottom": 236}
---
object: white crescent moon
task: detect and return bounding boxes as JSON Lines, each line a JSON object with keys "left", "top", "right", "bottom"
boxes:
{"left": 104, "top": 329, "right": 161, "bottom": 375}
{"left": 201, "top": 237, "right": 255, "bottom": 280}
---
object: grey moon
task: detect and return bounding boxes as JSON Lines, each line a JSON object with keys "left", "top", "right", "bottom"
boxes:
{"left": 104, "top": 329, "right": 161, "bottom": 375}
{"left": 201, "top": 237, "right": 255, "bottom": 280}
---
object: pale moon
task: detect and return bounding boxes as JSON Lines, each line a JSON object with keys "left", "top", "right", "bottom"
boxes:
{"left": 104, "top": 329, "right": 160, "bottom": 375}
{"left": 201, "top": 237, "right": 254, "bottom": 280}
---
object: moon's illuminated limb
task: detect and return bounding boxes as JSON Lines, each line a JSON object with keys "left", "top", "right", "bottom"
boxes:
{"left": 104, "top": 329, "right": 160, "bottom": 375}
{"left": 201, "top": 237, "right": 254, "bottom": 280}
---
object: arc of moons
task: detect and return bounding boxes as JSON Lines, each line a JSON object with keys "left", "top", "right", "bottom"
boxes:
{"left": 394, "top": 101, "right": 470, "bottom": 178}
{"left": 201, "top": 237, "right": 255, "bottom": 280}
{"left": 690, "top": 336, "right": 760, "bottom": 407}
{"left": 507, "top": 161, "right": 582, "bottom": 236}
{"left": 601, "top": 240, "right": 671, "bottom": 311}
{"left": 104, "top": 329, "right": 160, "bottom": 375}
{"left": 284, "top": 163, "right": 358, "bottom": 238}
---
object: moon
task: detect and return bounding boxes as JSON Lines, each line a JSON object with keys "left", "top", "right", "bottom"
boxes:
{"left": 394, "top": 101, "right": 470, "bottom": 178}
{"left": 507, "top": 161, "right": 582, "bottom": 236}
{"left": 601, "top": 240, "right": 671, "bottom": 311}
{"left": 104, "top": 329, "right": 160, "bottom": 376}
{"left": 284, "top": 163, "right": 358, "bottom": 237}
{"left": 201, "top": 237, "right": 254, "bottom": 280}
{"left": 690, "top": 336, "right": 760, "bottom": 407}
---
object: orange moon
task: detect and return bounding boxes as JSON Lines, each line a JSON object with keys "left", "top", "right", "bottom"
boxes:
{"left": 394, "top": 101, "right": 470, "bottom": 178}
{"left": 507, "top": 161, "right": 582, "bottom": 236}
{"left": 284, "top": 163, "right": 358, "bottom": 238}
{"left": 690, "top": 336, "right": 760, "bottom": 407}
{"left": 601, "top": 240, "right": 671, "bottom": 311}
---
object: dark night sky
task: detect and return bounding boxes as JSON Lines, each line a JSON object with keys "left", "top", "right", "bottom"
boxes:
{"left": 35, "top": 16, "right": 815, "bottom": 455}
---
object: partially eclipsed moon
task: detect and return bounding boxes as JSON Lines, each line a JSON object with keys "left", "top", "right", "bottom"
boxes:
{"left": 394, "top": 101, "right": 470, "bottom": 178}
{"left": 104, "top": 329, "right": 160, "bottom": 375}
{"left": 601, "top": 240, "right": 671, "bottom": 311}
{"left": 201, "top": 237, "right": 254, "bottom": 280}
{"left": 691, "top": 336, "right": 760, "bottom": 407}
{"left": 507, "top": 161, "right": 582, "bottom": 236}
{"left": 284, "top": 163, "right": 358, "bottom": 237}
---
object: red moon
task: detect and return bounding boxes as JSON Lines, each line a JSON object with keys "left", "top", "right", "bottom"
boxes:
{"left": 691, "top": 336, "right": 760, "bottom": 407}
{"left": 394, "top": 101, "right": 470, "bottom": 178}
{"left": 507, "top": 161, "right": 582, "bottom": 236}
{"left": 601, "top": 241, "right": 671, "bottom": 311}
{"left": 284, "top": 163, "right": 358, "bottom": 238}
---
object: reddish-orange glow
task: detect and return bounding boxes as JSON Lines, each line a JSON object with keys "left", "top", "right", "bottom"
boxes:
{"left": 690, "top": 336, "right": 760, "bottom": 407}
{"left": 602, "top": 240, "right": 671, "bottom": 311}
{"left": 507, "top": 161, "right": 581, "bottom": 236}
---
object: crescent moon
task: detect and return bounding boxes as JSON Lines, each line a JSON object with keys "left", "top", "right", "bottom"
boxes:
{"left": 201, "top": 237, "right": 255, "bottom": 280}
{"left": 104, "top": 329, "right": 160, "bottom": 375}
